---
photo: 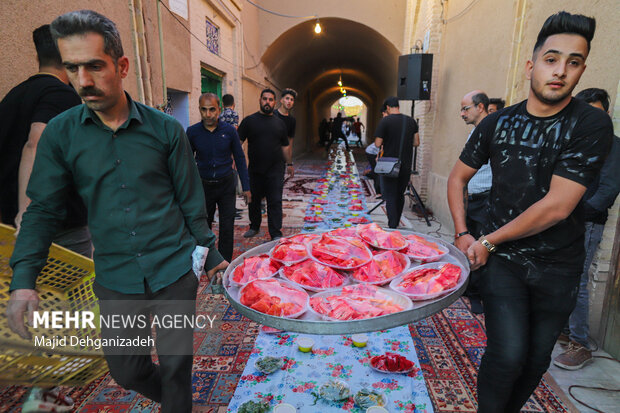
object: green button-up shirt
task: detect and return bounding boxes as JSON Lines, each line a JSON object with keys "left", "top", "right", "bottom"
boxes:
{"left": 10, "top": 94, "right": 224, "bottom": 293}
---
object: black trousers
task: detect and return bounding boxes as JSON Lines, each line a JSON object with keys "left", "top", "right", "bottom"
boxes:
{"left": 326, "top": 131, "right": 350, "bottom": 151}
{"left": 477, "top": 255, "right": 579, "bottom": 412}
{"left": 380, "top": 171, "right": 410, "bottom": 228}
{"left": 365, "top": 152, "right": 381, "bottom": 195}
{"left": 464, "top": 192, "right": 489, "bottom": 301}
{"left": 248, "top": 165, "right": 285, "bottom": 239}
{"left": 93, "top": 271, "right": 198, "bottom": 413}
{"left": 202, "top": 173, "right": 236, "bottom": 262}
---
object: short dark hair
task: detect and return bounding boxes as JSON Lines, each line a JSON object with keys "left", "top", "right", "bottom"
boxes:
{"left": 51, "top": 10, "right": 124, "bottom": 61}
{"left": 33, "top": 25, "right": 62, "bottom": 67}
{"left": 281, "top": 88, "right": 297, "bottom": 99}
{"left": 489, "top": 98, "right": 505, "bottom": 110}
{"left": 533, "top": 11, "right": 595, "bottom": 55}
{"left": 199, "top": 92, "right": 220, "bottom": 106}
{"left": 222, "top": 94, "right": 234, "bottom": 107}
{"left": 384, "top": 96, "right": 399, "bottom": 108}
{"left": 575, "top": 88, "right": 610, "bottom": 112}
{"left": 260, "top": 88, "right": 276, "bottom": 99}
{"left": 472, "top": 93, "right": 490, "bottom": 111}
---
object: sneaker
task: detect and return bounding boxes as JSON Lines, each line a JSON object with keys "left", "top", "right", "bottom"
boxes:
{"left": 243, "top": 228, "right": 259, "bottom": 238}
{"left": 22, "top": 387, "right": 74, "bottom": 412}
{"left": 557, "top": 332, "right": 570, "bottom": 346}
{"left": 553, "top": 341, "right": 592, "bottom": 370}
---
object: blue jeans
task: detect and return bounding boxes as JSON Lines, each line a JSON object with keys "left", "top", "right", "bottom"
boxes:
{"left": 477, "top": 254, "right": 580, "bottom": 412}
{"left": 568, "top": 221, "right": 604, "bottom": 347}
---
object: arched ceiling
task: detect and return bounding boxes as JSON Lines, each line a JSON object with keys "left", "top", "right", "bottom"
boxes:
{"left": 261, "top": 17, "right": 400, "bottom": 107}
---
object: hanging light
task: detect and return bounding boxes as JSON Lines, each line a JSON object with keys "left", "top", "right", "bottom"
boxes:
{"left": 314, "top": 18, "right": 322, "bottom": 34}
{"left": 337, "top": 75, "right": 342, "bottom": 87}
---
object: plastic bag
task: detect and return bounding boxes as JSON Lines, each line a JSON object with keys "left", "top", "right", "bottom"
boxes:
{"left": 325, "top": 227, "right": 358, "bottom": 239}
{"left": 357, "top": 223, "right": 407, "bottom": 250}
{"left": 280, "top": 259, "right": 347, "bottom": 291}
{"left": 401, "top": 234, "right": 449, "bottom": 262}
{"left": 390, "top": 262, "right": 462, "bottom": 300}
{"left": 231, "top": 254, "right": 280, "bottom": 285}
{"left": 352, "top": 250, "right": 408, "bottom": 284}
{"left": 239, "top": 278, "right": 309, "bottom": 318}
{"left": 270, "top": 239, "right": 308, "bottom": 264}
{"left": 309, "top": 234, "right": 372, "bottom": 269}
{"left": 309, "top": 284, "right": 407, "bottom": 320}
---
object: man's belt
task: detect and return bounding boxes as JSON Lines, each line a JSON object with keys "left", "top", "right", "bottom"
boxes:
{"left": 201, "top": 172, "right": 233, "bottom": 184}
{"left": 468, "top": 190, "right": 490, "bottom": 202}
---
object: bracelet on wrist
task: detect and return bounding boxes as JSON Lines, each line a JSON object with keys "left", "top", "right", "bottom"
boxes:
{"left": 454, "top": 230, "right": 470, "bottom": 239}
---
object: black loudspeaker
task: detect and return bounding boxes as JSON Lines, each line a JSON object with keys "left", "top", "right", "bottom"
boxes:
{"left": 397, "top": 54, "right": 433, "bottom": 100}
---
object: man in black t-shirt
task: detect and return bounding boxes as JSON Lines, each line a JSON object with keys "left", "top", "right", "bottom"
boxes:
{"left": 447, "top": 12, "right": 612, "bottom": 413}
{"left": 275, "top": 88, "right": 297, "bottom": 178}
{"left": 373, "top": 96, "right": 419, "bottom": 228}
{"left": 238, "top": 88, "right": 292, "bottom": 240}
{"left": 0, "top": 24, "right": 88, "bottom": 412}
{"left": 327, "top": 112, "right": 350, "bottom": 151}
{"left": 0, "top": 25, "right": 89, "bottom": 256}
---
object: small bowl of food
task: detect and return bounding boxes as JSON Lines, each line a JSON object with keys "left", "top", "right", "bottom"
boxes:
{"left": 297, "top": 337, "right": 314, "bottom": 353}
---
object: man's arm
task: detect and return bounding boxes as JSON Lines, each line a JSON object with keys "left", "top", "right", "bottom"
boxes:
{"left": 8, "top": 124, "right": 70, "bottom": 338}
{"left": 447, "top": 160, "right": 478, "bottom": 253}
{"left": 413, "top": 132, "right": 420, "bottom": 147}
{"left": 165, "top": 121, "right": 225, "bottom": 271}
{"left": 231, "top": 129, "right": 251, "bottom": 204}
{"left": 467, "top": 175, "right": 587, "bottom": 270}
{"left": 15, "top": 122, "right": 46, "bottom": 230}
{"left": 585, "top": 138, "right": 620, "bottom": 213}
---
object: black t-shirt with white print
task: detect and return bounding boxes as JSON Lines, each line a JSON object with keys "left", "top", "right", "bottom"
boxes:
{"left": 459, "top": 98, "right": 613, "bottom": 274}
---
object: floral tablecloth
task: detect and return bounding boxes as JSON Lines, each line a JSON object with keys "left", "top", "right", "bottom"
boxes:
{"left": 227, "top": 326, "right": 433, "bottom": 412}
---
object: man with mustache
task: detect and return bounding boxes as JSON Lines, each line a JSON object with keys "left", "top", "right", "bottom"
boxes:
{"left": 239, "top": 89, "right": 291, "bottom": 241}
{"left": 6, "top": 10, "right": 227, "bottom": 412}
{"left": 447, "top": 11, "right": 612, "bottom": 412}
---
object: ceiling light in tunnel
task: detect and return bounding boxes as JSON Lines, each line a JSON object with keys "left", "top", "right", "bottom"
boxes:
{"left": 337, "top": 76, "right": 342, "bottom": 87}
{"left": 314, "top": 19, "right": 322, "bottom": 34}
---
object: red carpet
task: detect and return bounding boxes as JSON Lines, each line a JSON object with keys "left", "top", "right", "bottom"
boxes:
{"left": 409, "top": 298, "right": 576, "bottom": 412}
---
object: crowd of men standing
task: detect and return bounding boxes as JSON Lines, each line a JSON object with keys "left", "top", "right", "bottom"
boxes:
{"left": 1, "top": 8, "right": 619, "bottom": 413}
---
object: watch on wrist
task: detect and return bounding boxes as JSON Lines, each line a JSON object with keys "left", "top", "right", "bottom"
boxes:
{"left": 478, "top": 235, "right": 497, "bottom": 253}
{"left": 287, "top": 163, "right": 294, "bottom": 166}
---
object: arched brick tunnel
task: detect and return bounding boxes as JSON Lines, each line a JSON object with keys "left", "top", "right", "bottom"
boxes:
{"left": 260, "top": 17, "right": 401, "bottom": 154}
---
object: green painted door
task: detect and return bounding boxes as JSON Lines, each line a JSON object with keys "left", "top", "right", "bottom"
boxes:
{"left": 201, "top": 68, "right": 222, "bottom": 102}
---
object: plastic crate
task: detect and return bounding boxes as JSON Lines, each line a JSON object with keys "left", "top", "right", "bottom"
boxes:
{"left": 0, "top": 223, "right": 108, "bottom": 386}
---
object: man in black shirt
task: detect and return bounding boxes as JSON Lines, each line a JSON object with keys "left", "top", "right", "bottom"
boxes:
{"left": 0, "top": 23, "right": 89, "bottom": 412}
{"left": 238, "top": 89, "right": 292, "bottom": 240}
{"left": 447, "top": 12, "right": 612, "bottom": 412}
{"left": 373, "top": 97, "right": 419, "bottom": 228}
{"left": 0, "top": 25, "right": 90, "bottom": 256}
{"left": 275, "top": 88, "right": 297, "bottom": 178}
{"left": 327, "top": 112, "right": 350, "bottom": 151}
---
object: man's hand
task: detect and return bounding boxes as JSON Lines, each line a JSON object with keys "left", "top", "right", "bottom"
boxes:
{"left": 6, "top": 289, "right": 39, "bottom": 339}
{"left": 454, "top": 233, "right": 476, "bottom": 255}
{"left": 14, "top": 210, "right": 25, "bottom": 235}
{"left": 286, "top": 165, "right": 295, "bottom": 178}
{"left": 207, "top": 260, "right": 229, "bottom": 282}
{"left": 243, "top": 191, "right": 252, "bottom": 205}
{"left": 467, "top": 241, "right": 489, "bottom": 271}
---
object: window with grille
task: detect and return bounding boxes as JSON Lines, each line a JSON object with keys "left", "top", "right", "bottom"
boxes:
{"left": 205, "top": 18, "right": 220, "bottom": 55}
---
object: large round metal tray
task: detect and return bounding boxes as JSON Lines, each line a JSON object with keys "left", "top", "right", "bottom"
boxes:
{"left": 222, "top": 230, "right": 469, "bottom": 334}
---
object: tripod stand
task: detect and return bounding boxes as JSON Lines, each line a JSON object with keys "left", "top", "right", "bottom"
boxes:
{"left": 367, "top": 173, "right": 431, "bottom": 226}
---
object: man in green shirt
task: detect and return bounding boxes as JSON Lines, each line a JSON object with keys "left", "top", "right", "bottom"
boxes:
{"left": 6, "top": 10, "right": 227, "bottom": 412}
